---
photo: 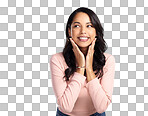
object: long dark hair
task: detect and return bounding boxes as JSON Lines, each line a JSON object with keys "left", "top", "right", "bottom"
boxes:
{"left": 62, "top": 7, "right": 107, "bottom": 81}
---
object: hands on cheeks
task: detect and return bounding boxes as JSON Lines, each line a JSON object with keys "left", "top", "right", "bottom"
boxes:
{"left": 69, "top": 37, "right": 97, "bottom": 71}
{"left": 69, "top": 37, "right": 97, "bottom": 81}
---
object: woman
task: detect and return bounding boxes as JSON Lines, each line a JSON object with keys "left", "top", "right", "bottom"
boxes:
{"left": 50, "top": 7, "right": 115, "bottom": 116}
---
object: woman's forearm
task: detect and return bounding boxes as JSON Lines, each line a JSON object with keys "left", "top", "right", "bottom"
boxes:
{"left": 86, "top": 68, "right": 96, "bottom": 82}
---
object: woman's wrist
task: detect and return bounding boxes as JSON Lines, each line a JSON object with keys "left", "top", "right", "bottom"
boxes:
{"left": 76, "top": 68, "right": 85, "bottom": 75}
{"left": 86, "top": 66, "right": 93, "bottom": 72}
{"left": 76, "top": 65, "right": 85, "bottom": 69}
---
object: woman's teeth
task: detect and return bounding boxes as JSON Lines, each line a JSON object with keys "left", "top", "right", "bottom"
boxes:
{"left": 78, "top": 37, "right": 89, "bottom": 42}
{"left": 79, "top": 37, "right": 88, "bottom": 40}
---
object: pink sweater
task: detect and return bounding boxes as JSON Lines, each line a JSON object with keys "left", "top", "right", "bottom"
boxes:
{"left": 50, "top": 52, "right": 115, "bottom": 116}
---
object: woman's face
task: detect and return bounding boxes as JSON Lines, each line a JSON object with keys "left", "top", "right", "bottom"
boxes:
{"left": 68, "top": 12, "right": 97, "bottom": 48}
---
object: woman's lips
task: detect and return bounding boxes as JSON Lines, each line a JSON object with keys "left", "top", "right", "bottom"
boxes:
{"left": 78, "top": 37, "right": 89, "bottom": 42}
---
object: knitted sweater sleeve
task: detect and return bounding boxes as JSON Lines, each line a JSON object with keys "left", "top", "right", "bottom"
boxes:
{"left": 50, "top": 54, "right": 86, "bottom": 113}
{"left": 85, "top": 55, "right": 115, "bottom": 113}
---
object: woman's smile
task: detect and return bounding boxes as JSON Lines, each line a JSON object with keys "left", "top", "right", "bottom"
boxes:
{"left": 78, "top": 36, "right": 90, "bottom": 42}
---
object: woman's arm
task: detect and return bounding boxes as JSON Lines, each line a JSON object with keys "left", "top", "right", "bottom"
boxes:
{"left": 50, "top": 54, "right": 86, "bottom": 113}
{"left": 85, "top": 55, "right": 115, "bottom": 113}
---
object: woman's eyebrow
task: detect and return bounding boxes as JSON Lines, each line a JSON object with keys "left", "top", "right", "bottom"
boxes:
{"left": 86, "top": 22, "right": 92, "bottom": 24}
{"left": 73, "top": 22, "right": 92, "bottom": 24}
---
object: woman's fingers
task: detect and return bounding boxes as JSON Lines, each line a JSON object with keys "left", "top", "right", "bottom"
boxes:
{"left": 69, "top": 38, "right": 80, "bottom": 51}
{"left": 88, "top": 38, "right": 96, "bottom": 54}
{"left": 91, "top": 38, "right": 96, "bottom": 50}
{"left": 69, "top": 38, "right": 76, "bottom": 48}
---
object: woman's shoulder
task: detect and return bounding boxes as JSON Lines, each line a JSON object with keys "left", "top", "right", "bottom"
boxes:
{"left": 50, "top": 52, "right": 68, "bottom": 68}
{"left": 50, "top": 52, "right": 63, "bottom": 58}
{"left": 104, "top": 52, "right": 115, "bottom": 63}
{"left": 50, "top": 52, "right": 64, "bottom": 62}
{"left": 104, "top": 52, "right": 112, "bottom": 56}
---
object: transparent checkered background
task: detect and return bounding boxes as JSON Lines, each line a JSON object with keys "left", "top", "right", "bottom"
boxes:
{"left": 0, "top": 0, "right": 148, "bottom": 116}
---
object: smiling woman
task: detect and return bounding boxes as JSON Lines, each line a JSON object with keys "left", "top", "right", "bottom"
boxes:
{"left": 50, "top": 7, "right": 115, "bottom": 116}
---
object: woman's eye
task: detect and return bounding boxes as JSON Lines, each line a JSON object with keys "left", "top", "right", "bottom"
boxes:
{"left": 74, "top": 25, "right": 79, "bottom": 27}
{"left": 87, "top": 25, "right": 93, "bottom": 27}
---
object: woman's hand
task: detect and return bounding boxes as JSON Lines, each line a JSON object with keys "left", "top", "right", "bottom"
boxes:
{"left": 69, "top": 38, "right": 85, "bottom": 67}
{"left": 86, "top": 38, "right": 96, "bottom": 71}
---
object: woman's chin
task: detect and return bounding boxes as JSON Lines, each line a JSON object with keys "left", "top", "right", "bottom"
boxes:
{"left": 77, "top": 43, "right": 91, "bottom": 48}
{"left": 78, "top": 45, "right": 89, "bottom": 49}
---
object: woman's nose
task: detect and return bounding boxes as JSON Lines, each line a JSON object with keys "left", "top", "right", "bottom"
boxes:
{"left": 80, "top": 27, "right": 86, "bottom": 34}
